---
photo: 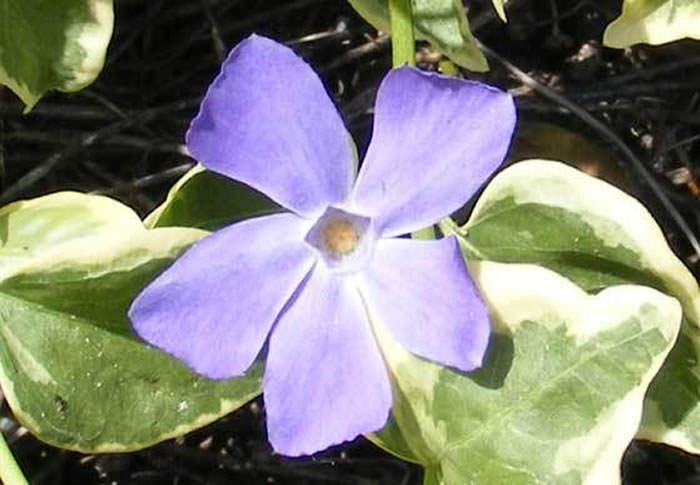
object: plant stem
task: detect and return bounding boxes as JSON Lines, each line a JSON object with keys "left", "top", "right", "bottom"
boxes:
{"left": 388, "top": 0, "right": 415, "bottom": 67}
{"left": 439, "top": 217, "right": 488, "bottom": 260}
{"left": 411, "top": 225, "right": 436, "bottom": 240}
{"left": 0, "top": 429, "right": 29, "bottom": 485}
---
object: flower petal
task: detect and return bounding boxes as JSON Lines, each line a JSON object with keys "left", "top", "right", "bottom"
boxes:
{"left": 352, "top": 67, "right": 515, "bottom": 237}
{"left": 357, "top": 237, "right": 490, "bottom": 372}
{"left": 186, "top": 35, "right": 356, "bottom": 216}
{"left": 264, "top": 265, "right": 391, "bottom": 456}
{"left": 129, "top": 213, "right": 315, "bottom": 379}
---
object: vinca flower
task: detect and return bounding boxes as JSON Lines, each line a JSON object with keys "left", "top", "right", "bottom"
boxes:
{"left": 129, "top": 35, "right": 515, "bottom": 456}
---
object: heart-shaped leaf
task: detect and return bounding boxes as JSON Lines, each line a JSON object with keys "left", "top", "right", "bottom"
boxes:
{"left": 0, "top": 0, "right": 114, "bottom": 112}
{"left": 442, "top": 159, "right": 700, "bottom": 454}
{"left": 0, "top": 192, "right": 261, "bottom": 452}
{"left": 372, "top": 261, "right": 681, "bottom": 484}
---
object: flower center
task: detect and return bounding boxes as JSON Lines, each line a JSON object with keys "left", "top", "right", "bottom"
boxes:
{"left": 305, "top": 206, "right": 375, "bottom": 273}
{"left": 322, "top": 220, "right": 359, "bottom": 257}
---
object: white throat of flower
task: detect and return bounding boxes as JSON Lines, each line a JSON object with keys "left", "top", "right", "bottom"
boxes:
{"left": 305, "top": 206, "right": 375, "bottom": 274}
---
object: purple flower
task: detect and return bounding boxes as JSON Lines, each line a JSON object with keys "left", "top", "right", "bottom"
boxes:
{"left": 129, "top": 35, "right": 515, "bottom": 456}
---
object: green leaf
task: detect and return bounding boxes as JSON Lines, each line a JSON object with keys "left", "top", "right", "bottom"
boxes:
{"left": 145, "top": 164, "right": 279, "bottom": 231}
{"left": 0, "top": 192, "right": 262, "bottom": 452}
{"left": 0, "top": 0, "right": 114, "bottom": 112}
{"left": 374, "top": 261, "right": 681, "bottom": 484}
{"left": 491, "top": 0, "right": 507, "bottom": 21}
{"left": 368, "top": 415, "right": 420, "bottom": 464}
{"left": 0, "top": 191, "right": 141, "bottom": 279}
{"left": 603, "top": 0, "right": 700, "bottom": 48}
{"left": 443, "top": 159, "right": 700, "bottom": 454}
{"left": 346, "top": 0, "right": 488, "bottom": 71}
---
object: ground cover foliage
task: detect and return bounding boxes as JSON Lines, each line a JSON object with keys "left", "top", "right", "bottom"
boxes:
{"left": 3, "top": 0, "right": 700, "bottom": 483}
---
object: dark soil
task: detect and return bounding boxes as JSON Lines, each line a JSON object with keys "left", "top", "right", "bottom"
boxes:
{"left": 2, "top": 0, "right": 700, "bottom": 483}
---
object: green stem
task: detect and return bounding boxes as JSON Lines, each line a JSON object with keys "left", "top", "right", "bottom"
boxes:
{"left": 411, "top": 225, "right": 436, "bottom": 240}
{"left": 438, "top": 217, "right": 487, "bottom": 260}
{"left": 438, "top": 216, "right": 463, "bottom": 237}
{"left": 388, "top": 0, "right": 415, "bottom": 67}
{"left": 0, "top": 429, "right": 29, "bottom": 485}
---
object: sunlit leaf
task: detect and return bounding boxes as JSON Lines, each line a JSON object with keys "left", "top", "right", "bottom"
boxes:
{"left": 604, "top": 0, "right": 700, "bottom": 48}
{"left": 0, "top": 0, "right": 114, "bottom": 112}
{"left": 509, "top": 121, "right": 635, "bottom": 193}
{"left": 491, "top": 0, "right": 507, "bottom": 21}
{"left": 0, "top": 192, "right": 261, "bottom": 452}
{"left": 443, "top": 159, "right": 700, "bottom": 454}
{"left": 373, "top": 262, "right": 681, "bottom": 484}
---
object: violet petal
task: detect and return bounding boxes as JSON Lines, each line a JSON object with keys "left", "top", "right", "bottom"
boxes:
{"left": 358, "top": 237, "right": 490, "bottom": 372}
{"left": 129, "top": 213, "right": 315, "bottom": 379}
{"left": 264, "top": 265, "right": 391, "bottom": 456}
{"left": 186, "top": 35, "right": 356, "bottom": 216}
{"left": 352, "top": 67, "right": 515, "bottom": 237}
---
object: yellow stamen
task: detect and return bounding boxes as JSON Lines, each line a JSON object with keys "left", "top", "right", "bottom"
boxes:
{"left": 323, "top": 220, "right": 359, "bottom": 257}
